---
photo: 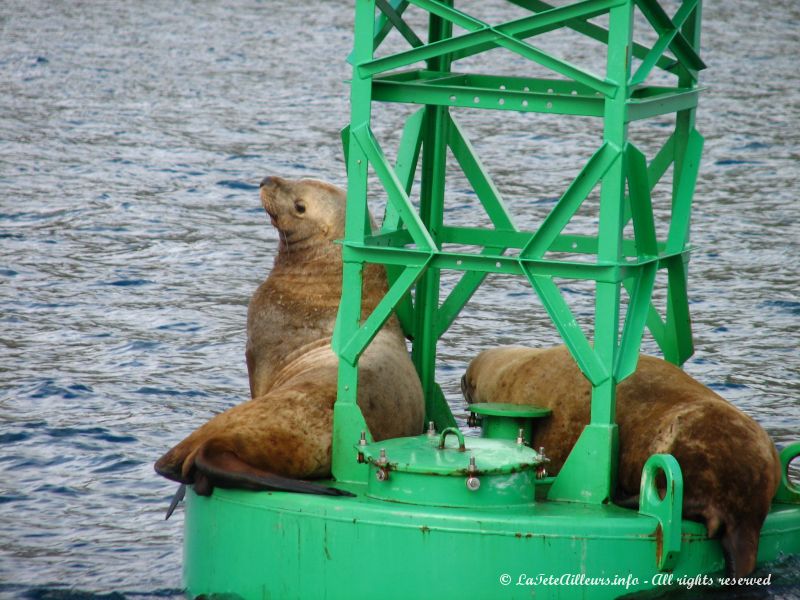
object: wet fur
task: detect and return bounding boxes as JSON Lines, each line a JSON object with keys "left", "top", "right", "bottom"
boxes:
{"left": 155, "top": 177, "right": 424, "bottom": 497}
{"left": 462, "top": 345, "right": 781, "bottom": 576}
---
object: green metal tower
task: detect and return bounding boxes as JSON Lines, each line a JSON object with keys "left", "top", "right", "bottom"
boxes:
{"left": 333, "top": 0, "right": 704, "bottom": 502}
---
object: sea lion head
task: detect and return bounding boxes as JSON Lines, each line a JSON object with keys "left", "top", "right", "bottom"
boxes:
{"left": 259, "top": 176, "right": 347, "bottom": 248}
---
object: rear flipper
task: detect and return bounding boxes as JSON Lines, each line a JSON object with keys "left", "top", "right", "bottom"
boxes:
{"left": 165, "top": 484, "right": 186, "bottom": 520}
{"left": 719, "top": 522, "right": 760, "bottom": 577}
{"left": 194, "top": 444, "right": 354, "bottom": 497}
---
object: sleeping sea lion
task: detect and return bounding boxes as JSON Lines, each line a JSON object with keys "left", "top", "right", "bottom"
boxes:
{"left": 461, "top": 345, "right": 781, "bottom": 576}
{"left": 155, "top": 176, "right": 424, "bottom": 498}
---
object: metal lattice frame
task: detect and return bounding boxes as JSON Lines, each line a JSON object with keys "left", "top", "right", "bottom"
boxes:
{"left": 333, "top": 0, "right": 704, "bottom": 503}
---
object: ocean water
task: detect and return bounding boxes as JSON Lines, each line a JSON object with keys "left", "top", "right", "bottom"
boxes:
{"left": 0, "top": 0, "right": 798, "bottom": 598}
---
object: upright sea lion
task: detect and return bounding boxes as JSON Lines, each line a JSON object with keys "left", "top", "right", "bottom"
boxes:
{"left": 462, "top": 345, "right": 781, "bottom": 576}
{"left": 155, "top": 176, "right": 424, "bottom": 497}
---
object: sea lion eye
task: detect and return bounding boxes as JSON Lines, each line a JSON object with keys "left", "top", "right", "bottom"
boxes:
{"left": 294, "top": 200, "right": 306, "bottom": 215}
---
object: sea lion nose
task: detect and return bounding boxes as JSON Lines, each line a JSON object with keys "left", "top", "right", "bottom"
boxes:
{"left": 260, "top": 175, "right": 284, "bottom": 189}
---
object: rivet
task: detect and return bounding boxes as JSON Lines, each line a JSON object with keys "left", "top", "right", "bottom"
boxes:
{"left": 466, "top": 455, "right": 480, "bottom": 490}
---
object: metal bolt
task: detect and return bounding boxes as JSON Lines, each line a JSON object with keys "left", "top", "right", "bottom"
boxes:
{"left": 359, "top": 431, "right": 367, "bottom": 446}
{"left": 427, "top": 421, "right": 436, "bottom": 436}
{"left": 375, "top": 448, "right": 389, "bottom": 481}
{"left": 466, "top": 454, "right": 480, "bottom": 490}
{"left": 516, "top": 428, "right": 525, "bottom": 445}
{"left": 468, "top": 455, "right": 478, "bottom": 474}
{"left": 536, "top": 446, "right": 550, "bottom": 480}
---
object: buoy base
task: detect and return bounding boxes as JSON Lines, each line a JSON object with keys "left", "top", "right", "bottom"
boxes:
{"left": 183, "top": 486, "right": 800, "bottom": 600}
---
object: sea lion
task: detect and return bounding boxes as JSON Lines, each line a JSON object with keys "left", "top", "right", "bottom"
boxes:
{"left": 461, "top": 345, "right": 781, "bottom": 576}
{"left": 155, "top": 176, "right": 425, "bottom": 497}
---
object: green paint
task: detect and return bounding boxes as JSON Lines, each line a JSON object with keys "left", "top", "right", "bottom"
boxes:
{"left": 184, "top": 487, "right": 800, "bottom": 599}
{"left": 638, "top": 454, "right": 684, "bottom": 570}
{"left": 357, "top": 432, "right": 542, "bottom": 507}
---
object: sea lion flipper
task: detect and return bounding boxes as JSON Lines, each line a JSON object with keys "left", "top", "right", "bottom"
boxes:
{"left": 165, "top": 484, "right": 186, "bottom": 520}
{"left": 246, "top": 348, "right": 256, "bottom": 399}
{"left": 720, "top": 522, "right": 760, "bottom": 577}
{"left": 195, "top": 444, "right": 354, "bottom": 497}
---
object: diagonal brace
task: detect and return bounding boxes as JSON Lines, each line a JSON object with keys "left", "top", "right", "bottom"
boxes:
{"left": 353, "top": 125, "right": 436, "bottom": 250}
{"left": 413, "top": 0, "right": 620, "bottom": 96}
{"left": 376, "top": 0, "right": 424, "bottom": 48}
{"left": 630, "top": 0, "right": 700, "bottom": 86}
{"left": 340, "top": 263, "right": 431, "bottom": 364}
{"left": 520, "top": 143, "right": 619, "bottom": 259}
{"left": 636, "top": 0, "right": 705, "bottom": 77}
{"left": 522, "top": 271, "right": 611, "bottom": 386}
{"left": 506, "top": 0, "right": 681, "bottom": 75}
{"left": 362, "top": 0, "right": 619, "bottom": 96}
{"left": 448, "top": 114, "right": 517, "bottom": 231}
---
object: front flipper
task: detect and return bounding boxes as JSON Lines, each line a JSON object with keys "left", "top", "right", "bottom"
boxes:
{"left": 195, "top": 444, "right": 354, "bottom": 497}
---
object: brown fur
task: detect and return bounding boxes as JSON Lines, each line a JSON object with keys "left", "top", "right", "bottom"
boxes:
{"left": 462, "top": 345, "right": 781, "bottom": 576}
{"left": 155, "top": 177, "right": 424, "bottom": 493}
